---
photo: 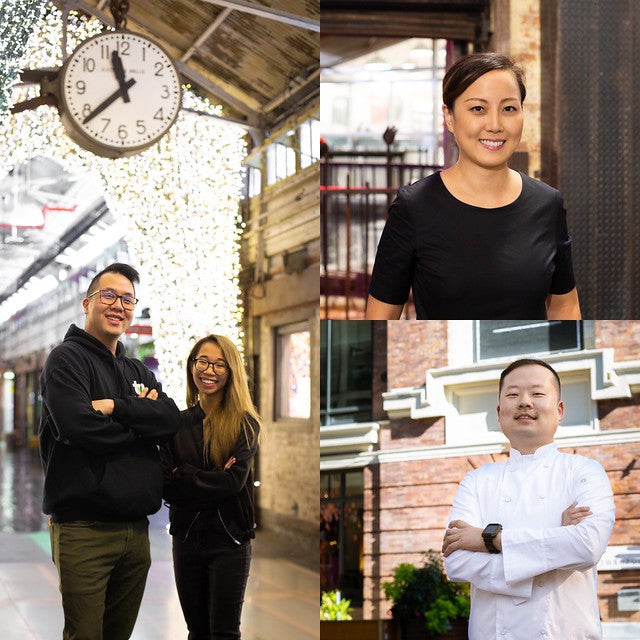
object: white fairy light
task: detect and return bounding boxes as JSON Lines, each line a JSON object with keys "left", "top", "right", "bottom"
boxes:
{"left": 0, "top": 0, "right": 47, "bottom": 115}
{"left": 0, "top": 5, "right": 246, "bottom": 404}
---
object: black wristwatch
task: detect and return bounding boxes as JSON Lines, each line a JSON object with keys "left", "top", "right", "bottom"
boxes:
{"left": 482, "top": 523, "right": 503, "bottom": 553}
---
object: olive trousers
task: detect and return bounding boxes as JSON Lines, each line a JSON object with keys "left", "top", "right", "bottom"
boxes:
{"left": 49, "top": 518, "right": 151, "bottom": 640}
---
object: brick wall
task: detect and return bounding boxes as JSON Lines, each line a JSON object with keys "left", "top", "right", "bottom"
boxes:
{"left": 492, "top": 0, "right": 542, "bottom": 179}
{"left": 598, "top": 392, "right": 640, "bottom": 430}
{"left": 387, "top": 321, "right": 447, "bottom": 389}
{"left": 596, "top": 321, "right": 640, "bottom": 361}
{"left": 364, "top": 441, "right": 640, "bottom": 619}
{"left": 380, "top": 417, "right": 445, "bottom": 449}
{"left": 599, "top": 570, "right": 640, "bottom": 623}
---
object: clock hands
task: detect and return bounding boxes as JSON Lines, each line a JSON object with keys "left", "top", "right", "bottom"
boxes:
{"left": 82, "top": 76, "right": 136, "bottom": 125}
{"left": 111, "top": 50, "right": 131, "bottom": 103}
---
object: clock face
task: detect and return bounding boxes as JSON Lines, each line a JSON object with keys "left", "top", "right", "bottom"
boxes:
{"left": 59, "top": 30, "right": 182, "bottom": 157}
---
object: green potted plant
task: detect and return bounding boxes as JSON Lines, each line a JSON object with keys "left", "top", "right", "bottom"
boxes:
{"left": 382, "top": 551, "right": 469, "bottom": 639}
{"left": 320, "top": 590, "right": 353, "bottom": 621}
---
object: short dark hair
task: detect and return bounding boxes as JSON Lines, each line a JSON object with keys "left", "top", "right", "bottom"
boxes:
{"left": 499, "top": 358, "right": 561, "bottom": 398}
{"left": 442, "top": 52, "right": 526, "bottom": 110}
{"left": 86, "top": 263, "right": 140, "bottom": 296}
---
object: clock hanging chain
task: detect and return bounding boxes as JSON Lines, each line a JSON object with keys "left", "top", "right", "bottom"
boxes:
{"left": 109, "top": 0, "right": 130, "bottom": 30}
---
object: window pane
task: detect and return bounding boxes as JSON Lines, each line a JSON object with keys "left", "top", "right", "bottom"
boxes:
{"left": 248, "top": 167, "right": 261, "bottom": 197}
{"left": 476, "top": 321, "right": 582, "bottom": 361}
{"left": 266, "top": 145, "right": 277, "bottom": 185}
{"left": 286, "top": 146, "right": 296, "bottom": 175}
{"left": 321, "top": 320, "right": 373, "bottom": 425}
{"left": 320, "top": 470, "right": 364, "bottom": 606}
{"left": 275, "top": 327, "right": 310, "bottom": 419}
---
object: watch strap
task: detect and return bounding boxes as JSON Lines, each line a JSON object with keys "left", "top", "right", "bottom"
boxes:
{"left": 482, "top": 523, "right": 502, "bottom": 554}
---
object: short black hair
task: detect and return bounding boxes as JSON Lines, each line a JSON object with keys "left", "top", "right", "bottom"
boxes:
{"left": 442, "top": 52, "right": 526, "bottom": 110}
{"left": 86, "top": 263, "right": 140, "bottom": 296}
{"left": 499, "top": 358, "right": 561, "bottom": 398}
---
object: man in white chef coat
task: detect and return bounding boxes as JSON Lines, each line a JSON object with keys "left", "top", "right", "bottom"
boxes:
{"left": 442, "top": 358, "right": 615, "bottom": 640}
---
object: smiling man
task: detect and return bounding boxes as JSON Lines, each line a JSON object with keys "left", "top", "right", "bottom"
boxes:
{"left": 39, "top": 263, "right": 180, "bottom": 640}
{"left": 442, "top": 358, "right": 615, "bottom": 640}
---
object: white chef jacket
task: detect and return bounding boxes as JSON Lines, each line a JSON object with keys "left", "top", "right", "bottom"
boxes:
{"left": 444, "top": 442, "right": 615, "bottom": 640}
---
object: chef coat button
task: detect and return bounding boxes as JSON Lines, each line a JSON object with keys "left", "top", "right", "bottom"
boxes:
{"left": 500, "top": 630, "right": 507, "bottom": 636}
{"left": 540, "top": 496, "right": 545, "bottom": 500}
{"left": 540, "top": 631, "right": 547, "bottom": 635}
{"left": 544, "top": 463, "right": 550, "bottom": 468}
{"left": 504, "top": 496, "right": 511, "bottom": 502}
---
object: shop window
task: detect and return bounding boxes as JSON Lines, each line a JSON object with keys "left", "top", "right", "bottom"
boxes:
{"left": 275, "top": 323, "right": 311, "bottom": 419}
{"left": 475, "top": 321, "right": 582, "bottom": 362}
{"left": 321, "top": 469, "right": 364, "bottom": 606}
{"left": 321, "top": 320, "right": 373, "bottom": 425}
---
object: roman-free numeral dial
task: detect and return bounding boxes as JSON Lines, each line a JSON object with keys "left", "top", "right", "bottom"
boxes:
{"left": 59, "top": 30, "right": 182, "bottom": 158}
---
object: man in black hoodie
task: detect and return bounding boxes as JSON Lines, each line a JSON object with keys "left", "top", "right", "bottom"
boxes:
{"left": 39, "top": 263, "right": 180, "bottom": 640}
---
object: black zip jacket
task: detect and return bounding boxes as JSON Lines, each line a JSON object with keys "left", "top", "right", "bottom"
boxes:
{"left": 39, "top": 324, "right": 180, "bottom": 522}
{"left": 160, "top": 405, "right": 259, "bottom": 545}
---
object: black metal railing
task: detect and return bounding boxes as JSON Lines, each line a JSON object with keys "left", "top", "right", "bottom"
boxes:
{"left": 321, "top": 155, "right": 442, "bottom": 319}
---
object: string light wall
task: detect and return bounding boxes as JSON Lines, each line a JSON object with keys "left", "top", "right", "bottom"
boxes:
{"left": 0, "top": 5, "right": 246, "bottom": 404}
{"left": 0, "top": 0, "right": 47, "bottom": 116}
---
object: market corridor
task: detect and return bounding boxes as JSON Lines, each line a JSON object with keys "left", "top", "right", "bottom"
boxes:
{"left": 0, "top": 443, "right": 318, "bottom": 640}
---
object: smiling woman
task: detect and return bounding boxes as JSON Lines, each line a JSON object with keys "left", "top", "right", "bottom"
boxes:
{"left": 160, "top": 334, "right": 262, "bottom": 639}
{"left": 365, "top": 52, "right": 581, "bottom": 321}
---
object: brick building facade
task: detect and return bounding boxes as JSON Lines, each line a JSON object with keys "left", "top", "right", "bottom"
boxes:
{"left": 321, "top": 320, "right": 640, "bottom": 636}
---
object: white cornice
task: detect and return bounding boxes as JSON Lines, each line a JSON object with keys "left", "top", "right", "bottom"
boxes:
{"left": 320, "top": 422, "right": 380, "bottom": 455}
{"left": 320, "top": 429, "right": 640, "bottom": 469}
{"left": 383, "top": 349, "right": 640, "bottom": 421}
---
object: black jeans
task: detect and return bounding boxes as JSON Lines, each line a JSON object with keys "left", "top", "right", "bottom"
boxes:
{"left": 172, "top": 529, "right": 252, "bottom": 640}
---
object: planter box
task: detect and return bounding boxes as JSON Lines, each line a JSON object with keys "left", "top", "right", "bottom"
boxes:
{"left": 401, "top": 619, "right": 468, "bottom": 640}
{"left": 321, "top": 619, "right": 398, "bottom": 640}
{"left": 320, "top": 619, "right": 468, "bottom": 640}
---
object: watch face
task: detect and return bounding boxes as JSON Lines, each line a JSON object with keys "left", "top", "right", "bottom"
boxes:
{"left": 59, "top": 30, "right": 182, "bottom": 156}
{"left": 483, "top": 523, "right": 501, "bottom": 537}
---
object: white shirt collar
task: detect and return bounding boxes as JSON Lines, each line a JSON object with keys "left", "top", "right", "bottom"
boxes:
{"left": 508, "top": 441, "right": 558, "bottom": 465}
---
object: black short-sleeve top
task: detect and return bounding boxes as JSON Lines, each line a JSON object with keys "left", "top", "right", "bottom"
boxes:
{"left": 368, "top": 172, "right": 575, "bottom": 319}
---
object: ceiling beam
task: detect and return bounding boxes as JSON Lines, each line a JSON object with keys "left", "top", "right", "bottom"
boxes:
{"left": 199, "top": 0, "right": 320, "bottom": 32}
{"left": 262, "top": 68, "right": 320, "bottom": 114}
{"left": 181, "top": 7, "right": 232, "bottom": 62}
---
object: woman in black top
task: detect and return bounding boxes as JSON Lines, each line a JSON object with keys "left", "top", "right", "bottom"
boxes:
{"left": 161, "top": 334, "right": 261, "bottom": 640}
{"left": 366, "top": 53, "right": 581, "bottom": 320}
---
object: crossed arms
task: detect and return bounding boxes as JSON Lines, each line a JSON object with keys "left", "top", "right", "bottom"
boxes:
{"left": 442, "top": 459, "right": 615, "bottom": 599}
{"left": 42, "top": 353, "right": 180, "bottom": 453}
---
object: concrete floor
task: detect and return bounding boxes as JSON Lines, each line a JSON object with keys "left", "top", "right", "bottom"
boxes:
{"left": 0, "top": 443, "right": 318, "bottom": 639}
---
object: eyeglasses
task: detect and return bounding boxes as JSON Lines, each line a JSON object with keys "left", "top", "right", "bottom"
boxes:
{"left": 192, "top": 358, "right": 229, "bottom": 375}
{"left": 87, "top": 289, "right": 138, "bottom": 310}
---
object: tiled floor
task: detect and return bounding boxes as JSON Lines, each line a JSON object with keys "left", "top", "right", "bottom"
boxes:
{"left": 0, "top": 443, "right": 318, "bottom": 639}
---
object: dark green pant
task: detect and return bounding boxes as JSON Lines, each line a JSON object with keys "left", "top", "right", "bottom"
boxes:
{"left": 49, "top": 519, "right": 151, "bottom": 640}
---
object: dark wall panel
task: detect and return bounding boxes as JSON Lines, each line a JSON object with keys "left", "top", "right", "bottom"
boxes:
{"left": 557, "top": 0, "right": 640, "bottom": 318}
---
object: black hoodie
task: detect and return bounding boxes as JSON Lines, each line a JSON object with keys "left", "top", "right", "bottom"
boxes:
{"left": 39, "top": 324, "right": 180, "bottom": 522}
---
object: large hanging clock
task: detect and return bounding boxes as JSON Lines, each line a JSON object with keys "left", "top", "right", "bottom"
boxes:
{"left": 58, "top": 30, "right": 182, "bottom": 158}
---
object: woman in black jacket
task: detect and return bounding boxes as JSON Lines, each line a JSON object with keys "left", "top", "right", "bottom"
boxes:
{"left": 161, "top": 334, "right": 261, "bottom": 640}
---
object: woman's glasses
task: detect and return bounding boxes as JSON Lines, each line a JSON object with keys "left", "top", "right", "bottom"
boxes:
{"left": 192, "top": 358, "right": 229, "bottom": 375}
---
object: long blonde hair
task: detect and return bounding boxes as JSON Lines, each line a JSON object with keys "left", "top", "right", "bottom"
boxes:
{"left": 185, "top": 335, "right": 262, "bottom": 469}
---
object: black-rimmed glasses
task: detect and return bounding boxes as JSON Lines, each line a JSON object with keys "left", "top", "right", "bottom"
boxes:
{"left": 192, "top": 358, "right": 229, "bottom": 375}
{"left": 87, "top": 289, "right": 138, "bottom": 310}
